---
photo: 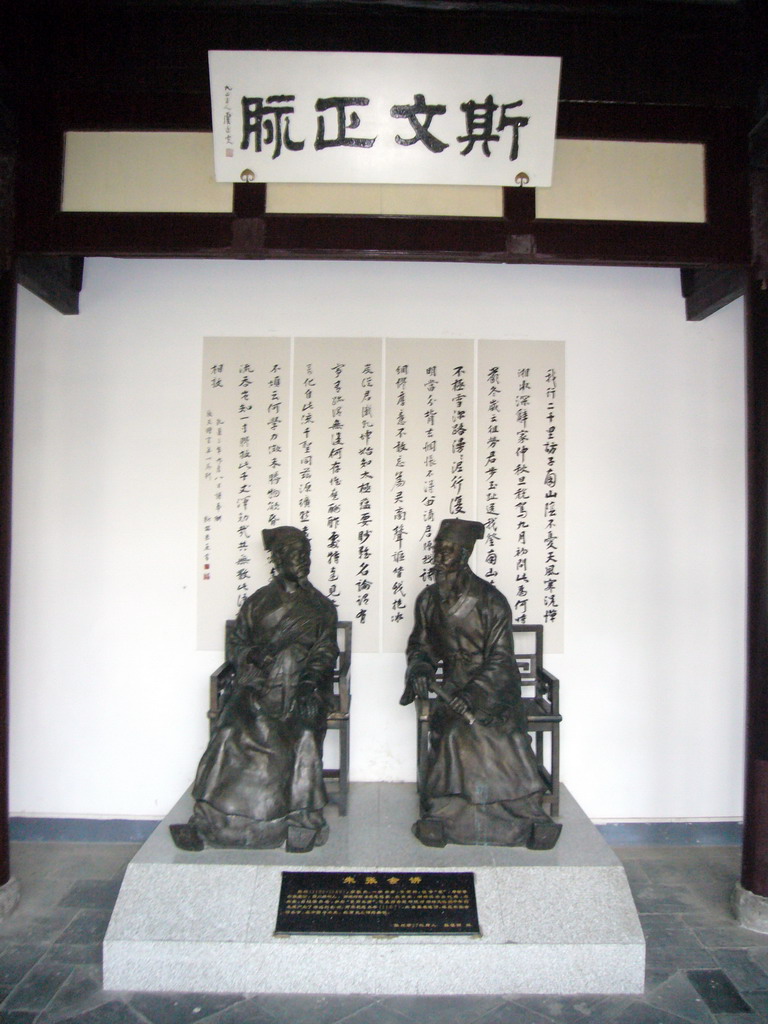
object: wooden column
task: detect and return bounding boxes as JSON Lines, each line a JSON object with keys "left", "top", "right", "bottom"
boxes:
{"left": 742, "top": 278, "right": 768, "bottom": 903}
{"left": 0, "top": 110, "right": 18, "bottom": 914}
{"left": 0, "top": 260, "right": 14, "bottom": 895}
{"left": 735, "top": 74, "right": 768, "bottom": 925}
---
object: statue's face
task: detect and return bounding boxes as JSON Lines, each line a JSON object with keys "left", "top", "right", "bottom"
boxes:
{"left": 273, "top": 536, "right": 311, "bottom": 583}
{"left": 433, "top": 538, "right": 468, "bottom": 578}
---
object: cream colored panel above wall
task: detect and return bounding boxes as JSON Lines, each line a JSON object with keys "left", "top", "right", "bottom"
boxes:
{"left": 61, "top": 132, "right": 233, "bottom": 213}
{"left": 535, "top": 139, "right": 706, "bottom": 222}
{"left": 266, "top": 183, "right": 503, "bottom": 217}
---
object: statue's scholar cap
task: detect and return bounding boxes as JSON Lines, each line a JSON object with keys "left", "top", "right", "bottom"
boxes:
{"left": 435, "top": 518, "right": 485, "bottom": 548}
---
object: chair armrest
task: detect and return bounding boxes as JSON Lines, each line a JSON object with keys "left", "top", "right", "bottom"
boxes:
{"left": 335, "top": 650, "right": 352, "bottom": 716}
{"left": 535, "top": 666, "right": 559, "bottom": 713}
{"left": 209, "top": 660, "right": 236, "bottom": 721}
{"left": 338, "top": 646, "right": 351, "bottom": 678}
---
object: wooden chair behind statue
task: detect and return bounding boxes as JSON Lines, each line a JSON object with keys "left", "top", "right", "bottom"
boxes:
{"left": 416, "top": 622, "right": 561, "bottom": 815}
{"left": 208, "top": 619, "right": 352, "bottom": 815}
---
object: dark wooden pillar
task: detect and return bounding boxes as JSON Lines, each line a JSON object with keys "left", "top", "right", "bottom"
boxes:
{"left": 0, "top": 106, "right": 18, "bottom": 914}
{"left": 742, "top": 278, "right": 768, "bottom": 903}
{"left": 0, "top": 260, "right": 14, "bottom": 896}
{"left": 735, "top": 63, "right": 768, "bottom": 925}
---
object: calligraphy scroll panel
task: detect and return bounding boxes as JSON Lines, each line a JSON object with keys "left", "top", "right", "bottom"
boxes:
{"left": 290, "top": 338, "right": 383, "bottom": 653}
{"left": 197, "top": 337, "right": 564, "bottom": 654}
{"left": 477, "top": 340, "right": 565, "bottom": 651}
{"left": 198, "top": 337, "right": 291, "bottom": 650}
{"left": 382, "top": 339, "right": 475, "bottom": 653}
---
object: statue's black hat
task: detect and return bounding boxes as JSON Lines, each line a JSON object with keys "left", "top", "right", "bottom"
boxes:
{"left": 436, "top": 518, "right": 484, "bottom": 550}
{"left": 262, "top": 525, "right": 308, "bottom": 551}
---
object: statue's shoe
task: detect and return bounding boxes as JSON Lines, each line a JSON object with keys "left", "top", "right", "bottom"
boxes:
{"left": 412, "top": 818, "right": 447, "bottom": 848}
{"left": 169, "top": 822, "right": 204, "bottom": 852}
{"left": 285, "top": 825, "right": 318, "bottom": 853}
{"left": 526, "top": 820, "right": 562, "bottom": 850}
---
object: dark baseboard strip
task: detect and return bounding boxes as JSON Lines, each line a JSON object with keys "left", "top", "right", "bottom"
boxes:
{"left": 597, "top": 820, "right": 743, "bottom": 846}
{"left": 10, "top": 817, "right": 162, "bottom": 843}
{"left": 9, "top": 816, "right": 743, "bottom": 845}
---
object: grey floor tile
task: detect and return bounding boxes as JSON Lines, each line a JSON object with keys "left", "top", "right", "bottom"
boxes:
{"left": 54, "top": 909, "right": 113, "bottom": 947}
{"left": 50, "top": 999, "right": 149, "bottom": 1023}
{"left": 606, "top": 1000, "right": 711, "bottom": 1024}
{"left": 34, "top": 965, "right": 104, "bottom": 1023}
{"left": 1, "top": 960, "right": 73, "bottom": 1012}
{"left": 501, "top": 995, "right": 622, "bottom": 1023}
{"left": 310, "top": 1002, "right": 421, "bottom": 1024}
{"left": 748, "top": 945, "right": 768, "bottom": 965}
{"left": 713, "top": 1017, "right": 766, "bottom": 1024}
{"left": 709, "top": 1009, "right": 766, "bottom": 1024}
{"left": 42, "top": 941, "right": 104, "bottom": 967}
{"left": 644, "top": 948, "right": 719, "bottom": 988}
{"left": 631, "top": 884, "right": 704, "bottom": 916}
{"left": 10, "top": 880, "right": 82, "bottom": 913}
{"left": 128, "top": 991, "right": 248, "bottom": 1024}
{"left": 686, "top": 923, "right": 768, "bottom": 951}
{"left": 0, "top": 907, "right": 80, "bottom": 945}
{"left": 640, "top": 914, "right": 709, "bottom": 952}
{"left": 733, "top": 990, "right": 768, "bottom": 1016}
{"left": 472, "top": 1000, "right": 558, "bottom": 1024}
{"left": 712, "top": 950, "right": 768, "bottom": 993}
{"left": 0, "top": 943, "right": 47, "bottom": 986}
{"left": 58, "top": 880, "right": 124, "bottom": 911}
{"left": 203, "top": 996, "right": 306, "bottom": 1024}
{"left": 56, "top": 848, "right": 135, "bottom": 883}
{"left": 248, "top": 993, "right": 378, "bottom": 1024}
{"left": 373, "top": 994, "right": 500, "bottom": 1024}
{"left": 685, "top": 970, "right": 753, "bottom": 1014}
{"left": 644, "top": 972, "right": 716, "bottom": 1024}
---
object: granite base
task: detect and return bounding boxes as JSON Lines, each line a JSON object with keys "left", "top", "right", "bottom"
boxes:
{"left": 103, "top": 783, "right": 645, "bottom": 995}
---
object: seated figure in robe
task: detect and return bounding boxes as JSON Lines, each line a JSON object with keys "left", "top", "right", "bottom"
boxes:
{"left": 400, "top": 517, "right": 561, "bottom": 850}
{"left": 172, "top": 526, "right": 338, "bottom": 853}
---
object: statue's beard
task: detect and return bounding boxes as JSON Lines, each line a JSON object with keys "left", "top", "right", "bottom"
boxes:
{"left": 435, "top": 566, "right": 461, "bottom": 601}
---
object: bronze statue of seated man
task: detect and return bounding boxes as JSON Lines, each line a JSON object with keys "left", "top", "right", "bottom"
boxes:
{"left": 171, "top": 526, "right": 338, "bottom": 853}
{"left": 400, "top": 517, "right": 561, "bottom": 850}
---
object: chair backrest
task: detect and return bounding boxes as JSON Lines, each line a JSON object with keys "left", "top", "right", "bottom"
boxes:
{"left": 511, "top": 623, "right": 544, "bottom": 688}
{"left": 432, "top": 622, "right": 544, "bottom": 687}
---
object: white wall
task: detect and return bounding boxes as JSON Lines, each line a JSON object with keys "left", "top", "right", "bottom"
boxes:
{"left": 9, "top": 258, "right": 746, "bottom": 822}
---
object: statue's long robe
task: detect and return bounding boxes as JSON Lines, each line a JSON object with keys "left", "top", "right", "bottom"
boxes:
{"left": 407, "top": 568, "right": 550, "bottom": 846}
{"left": 192, "top": 577, "right": 338, "bottom": 848}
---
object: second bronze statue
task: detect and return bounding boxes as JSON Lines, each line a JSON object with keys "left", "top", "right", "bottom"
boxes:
{"left": 400, "top": 517, "right": 561, "bottom": 850}
{"left": 171, "top": 526, "right": 338, "bottom": 854}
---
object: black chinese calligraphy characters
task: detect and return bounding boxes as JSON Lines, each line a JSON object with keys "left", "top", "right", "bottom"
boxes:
{"left": 241, "top": 96, "right": 305, "bottom": 159}
{"left": 400, "top": 517, "right": 561, "bottom": 850}
{"left": 458, "top": 97, "right": 529, "bottom": 160}
{"left": 315, "top": 98, "right": 376, "bottom": 150}
{"left": 171, "top": 526, "right": 339, "bottom": 854}
{"left": 390, "top": 94, "right": 449, "bottom": 153}
{"left": 239, "top": 93, "right": 529, "bottom": 161}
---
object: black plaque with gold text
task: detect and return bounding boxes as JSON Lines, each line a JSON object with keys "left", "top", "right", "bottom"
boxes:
{"left": 275, "top": 871, "right": 480, "bottom": 935}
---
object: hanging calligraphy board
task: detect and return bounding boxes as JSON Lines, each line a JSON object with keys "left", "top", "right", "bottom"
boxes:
{"left": 209, "top": 51, "right": 561, "bottom": 187}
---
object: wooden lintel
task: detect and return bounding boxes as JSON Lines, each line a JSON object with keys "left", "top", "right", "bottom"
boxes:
{"left": 16, "top": 256, "right": 84, "bottom": 316}
{"left": 680, "top": 267, "right": 747, "bottom": 322}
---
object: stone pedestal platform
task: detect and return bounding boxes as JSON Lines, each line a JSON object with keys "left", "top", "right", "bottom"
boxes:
{"left": 103, "top": 783, "right": 645, "bottom": 996}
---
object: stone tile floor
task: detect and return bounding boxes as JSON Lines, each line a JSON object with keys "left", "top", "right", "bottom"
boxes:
{"left": 1, "top": 841, "right": 768, "bottom": 1023}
